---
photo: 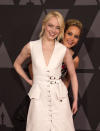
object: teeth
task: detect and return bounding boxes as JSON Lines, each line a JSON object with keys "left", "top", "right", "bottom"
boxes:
{"left": 49, "top": 33, "right": 55, "bottom": 37}
{"left": 67, "top": 40, "right": 73, "bottom": 45}
{"left": 50, "top": 33, "right": 55, "bottom": 35}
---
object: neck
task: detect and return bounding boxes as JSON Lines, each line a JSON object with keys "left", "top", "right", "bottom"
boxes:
{"left": 42, "top": 36, "right": 55, "bottom": 46}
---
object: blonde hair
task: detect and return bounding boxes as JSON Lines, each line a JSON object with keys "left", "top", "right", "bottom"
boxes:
{"left": 39, "top": 11, "right": 65, "bottom": 41}
{"left": 64, "top": 19, "right": 83, "bottom": 33}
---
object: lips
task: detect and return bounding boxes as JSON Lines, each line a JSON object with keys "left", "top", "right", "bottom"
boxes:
{"left": 66, "top": 40, "right": 74, "bottom": 45}
{"left": 49, "top": 32, "right": 57, "bottom": 38}
{"left": 64, "top": 40, "right": 75, "bottom": 48}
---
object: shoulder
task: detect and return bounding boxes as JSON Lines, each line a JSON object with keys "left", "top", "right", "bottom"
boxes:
{"left": 22, "top": 39, "right": 40, "bottom": 54}
{"left": 28, "top": 39, "right": 41, "bottom": 51}
{"left": 22, "top": 42, "right": 30, "bottom": 53}
{"left": 74, "top": 56, "right": 79, "bottom": 63}
{"left": 29, "top": 39, "right": 41, "bottom": 47}
{"left": 56, "top": 41, "right": 67, "bottom": 51}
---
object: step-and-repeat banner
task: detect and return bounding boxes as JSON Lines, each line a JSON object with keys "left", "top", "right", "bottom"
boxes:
{"left": 0, "top": 0, "right": 100, "bottom": 131}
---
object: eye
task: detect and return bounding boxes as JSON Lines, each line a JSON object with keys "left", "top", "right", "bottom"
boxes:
{"left": 74, "top": 35, "right": 79, "bottom": 39}
{"left": 48, "top": 24, "right": 53, "bottom": 27}
{"left": 67, "top": 32, "right": 72, "bottom": 36}
{"left": 56, "top": 26, "right": 60, "bottom": 30}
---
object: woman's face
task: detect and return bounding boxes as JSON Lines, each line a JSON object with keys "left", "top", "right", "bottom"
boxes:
{"left": 43, "top": 16, "right": 60, "bottom": 41}
{"left": 63, "top": 26, "right": 81, "bottom": 48}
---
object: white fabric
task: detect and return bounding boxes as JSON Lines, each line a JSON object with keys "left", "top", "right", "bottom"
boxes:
{"left": 26, "top": 39, "right": 75, "bottom": 131}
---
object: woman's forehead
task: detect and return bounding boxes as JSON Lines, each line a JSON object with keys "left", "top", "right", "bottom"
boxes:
{"left": 46, "top": 16, "right": 60, "bottom": 26}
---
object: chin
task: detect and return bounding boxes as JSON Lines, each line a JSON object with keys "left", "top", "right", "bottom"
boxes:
{"left": 67, "top": 44, "right": 75, "bottom": 48}
{"left": 48, "top": 36, "right": 57, "bottom": 40}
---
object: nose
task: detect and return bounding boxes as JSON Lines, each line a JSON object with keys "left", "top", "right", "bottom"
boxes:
{"left": 51, "top": 26, "right": 58, "bottom": 33}
{"left": 52, "top": 27, "right": 56, "bottom": 32}
{"left": 70, "top": 35, "right": 74, "bottom": 41}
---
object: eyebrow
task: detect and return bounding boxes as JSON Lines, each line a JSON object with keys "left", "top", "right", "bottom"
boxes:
{"left": 48, "top": 23, "right": 60, "bottom": 27}
{"left": 67, "top": 31, "right": 79, "bottom": 35}
{"left": 56, "top": 26, "right": 60, "bottom": 28}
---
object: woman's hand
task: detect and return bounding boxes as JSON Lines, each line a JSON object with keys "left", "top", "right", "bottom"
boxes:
{"left": 72, "top": 100, "right": 78, "bottom": 115}
{"left": 28, "top": 79, "right": 33, "bottom": 86}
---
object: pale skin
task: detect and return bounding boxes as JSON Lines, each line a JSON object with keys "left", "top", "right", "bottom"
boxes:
{"left": 28, "top": 26, "right": 80, "bottom": 86}
{"left": 14, "top": 16, "right": 78, "bottom": 114}
{"left": 63, "top": 25, "right": 81, "bottom": 87}
{"left": 63, "top": 56, "right": 79, "bottom": 88}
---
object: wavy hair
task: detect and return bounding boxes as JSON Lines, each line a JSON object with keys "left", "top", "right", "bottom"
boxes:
{"left": 39, "top": 11, "right": 65, "bottom": 41}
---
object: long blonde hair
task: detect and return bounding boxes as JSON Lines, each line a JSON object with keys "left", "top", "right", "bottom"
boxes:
{"left": 39, "top": 11, "right": 65, "bottom": 41}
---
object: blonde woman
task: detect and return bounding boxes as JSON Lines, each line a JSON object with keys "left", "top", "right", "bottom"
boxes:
{"left": 14, "top": 11, "right": 78, "bottom": 131}
{"left": 28, "top": 19, "right": 82, "bottom": 108}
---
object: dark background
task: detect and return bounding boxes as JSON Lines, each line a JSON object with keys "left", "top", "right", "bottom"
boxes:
{"left": 0, "top": 0, "right": 100, "bottom": 131}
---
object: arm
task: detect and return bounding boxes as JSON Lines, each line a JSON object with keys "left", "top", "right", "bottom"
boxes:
{"left": 64, "top": 56, "right": 79, "bottom": 88}
{"left": 73, "top": 56, "right": 79, "bottom": 69}
{"left": 13, "top": 43, "right": 32, "bottom": 86}
{"left": 28, "top": 61, "right": 33, "bottom": 79}
{"left": 64, "top": 48, "right": 78, "bottom": 114}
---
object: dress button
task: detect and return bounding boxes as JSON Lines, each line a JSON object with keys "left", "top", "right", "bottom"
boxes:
{"left": 50, "top": 81, "right": 52, "bottom": 84}
{"left": 48, "top": 100, "right": 51, "bottom": 102}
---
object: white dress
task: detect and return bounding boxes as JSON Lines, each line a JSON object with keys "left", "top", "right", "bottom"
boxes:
{"left": 26, "top": 39, "right": 75, "bottom": 131}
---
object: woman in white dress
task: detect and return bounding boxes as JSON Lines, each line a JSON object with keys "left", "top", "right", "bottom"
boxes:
{"left": 14, "top": 11, "right": 78, "bottom": 131}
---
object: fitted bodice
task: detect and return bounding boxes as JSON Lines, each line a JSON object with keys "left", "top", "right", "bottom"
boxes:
{"left": 30, "top": 39, "right": 66, "bottom": 76}
{"left": 28, "top": 39, "right": 67, "bottom": 100}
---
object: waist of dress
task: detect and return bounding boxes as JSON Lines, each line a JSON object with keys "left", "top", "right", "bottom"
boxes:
{"left": 28, "top": 74, "right": 68, "bottom": 100}
{"left": 33, "top": 74, "right": 61, "bottom": 84}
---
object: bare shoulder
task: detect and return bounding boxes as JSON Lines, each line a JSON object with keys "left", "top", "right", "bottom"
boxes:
{"left": 13, "top": 42, "right": 32, "bottom": 65}
{"left": 73, "top": 56, "right": 79, "bottom": 69}
{"left": 74, "top": 56, "right": 79, "bottom": 64}
{"left": 22, "top": 42, "right": 31, "bottom": 55}
{"left": 24, "top": 42, "right": 30, "bottom": 51}
{"left": 57, "top": 41, "right": 68, "bottom": 54}
{"left": 17, "top": 42, "right": 31, "bottom": 59}
{"left": 64, "top": 47, "right": 70, "bottom": 56}
{"left": 63, "top": 47, "right": 72, "bottom": 63}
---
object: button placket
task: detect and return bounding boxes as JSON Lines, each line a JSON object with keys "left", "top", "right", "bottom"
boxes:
{"left": 46, "top": 73, "right": 61, "bottom": 123}
{"left": 47, "top": 83, "right": 52, "bottom": 123}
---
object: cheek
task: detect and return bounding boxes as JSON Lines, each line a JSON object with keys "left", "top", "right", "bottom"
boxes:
{"left": 46, "top": 27, "right": 50, "bottom": 32}
{"left": 45, "top": 25, "right": 50, "bottom": 32}
{"left": 55, "top": 29, "right": 60, "bottom": 34}
{"left": 74, "top": 39, "right": 79, "bottom": 45}
{"left": 64, "top": 34, "right": 69, "bottom": 40}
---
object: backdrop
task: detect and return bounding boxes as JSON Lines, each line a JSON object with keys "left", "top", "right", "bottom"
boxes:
{"left": 0, "top": 0, "right": 100, "bottom": 131}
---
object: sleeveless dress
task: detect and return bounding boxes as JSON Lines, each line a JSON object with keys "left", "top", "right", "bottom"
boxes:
{"left": 26, "top": 39, "right": 75, "bottom": 131}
